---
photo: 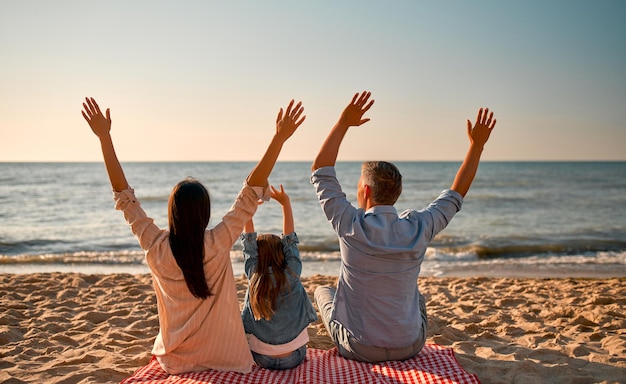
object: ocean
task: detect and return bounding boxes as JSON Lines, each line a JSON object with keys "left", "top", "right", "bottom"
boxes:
{"left": 1, "top": 161, "right": 625, "bottom": 278}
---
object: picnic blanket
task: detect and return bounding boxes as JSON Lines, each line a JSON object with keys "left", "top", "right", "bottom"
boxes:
{"left": 121, "top": 344, "right": 480, "bottom": 384}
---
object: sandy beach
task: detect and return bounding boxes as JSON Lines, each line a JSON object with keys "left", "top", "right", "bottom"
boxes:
{"left": 0, "top": 273, "right": 624, "bottom": 384}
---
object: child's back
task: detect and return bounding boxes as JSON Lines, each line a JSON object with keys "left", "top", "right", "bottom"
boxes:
{"left": 240, "top": 185, "right": 318, "bottom": 370}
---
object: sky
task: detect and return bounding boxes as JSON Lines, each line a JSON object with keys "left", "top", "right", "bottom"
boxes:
{"left": 1, "top": 1, "right": 624, "bottom": 162}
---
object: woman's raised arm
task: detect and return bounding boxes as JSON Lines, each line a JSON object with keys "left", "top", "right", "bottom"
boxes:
{"left": 81, "top": 97, "right": 129, "bottom": 192}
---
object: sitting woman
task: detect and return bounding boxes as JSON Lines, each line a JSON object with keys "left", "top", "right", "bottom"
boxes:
{"left": 81, "top": 97, "right": 305, "bottom": 374}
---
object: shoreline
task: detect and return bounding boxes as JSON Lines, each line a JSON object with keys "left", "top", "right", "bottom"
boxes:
{"left": 1, "top": 273, "right": 624, "bottom": 383}
{"left": 1, "top": 259, "right": 625, "bottom": 279}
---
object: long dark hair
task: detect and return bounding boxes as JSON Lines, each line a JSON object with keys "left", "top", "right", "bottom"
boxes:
{"left": 249, "top": 234, "right": 290, "bottom": 320}
{"left": 168, "top": 178, "right": 211, "bottom": 299}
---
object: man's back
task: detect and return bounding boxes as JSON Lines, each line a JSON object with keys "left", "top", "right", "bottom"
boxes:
{"left": 311, "top": 165, "right": 462, "bottom": 348}
{"left": 310, "top": 91, "right": 495, "bottom": 362}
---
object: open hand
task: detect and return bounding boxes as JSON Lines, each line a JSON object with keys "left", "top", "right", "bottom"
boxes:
{"left": 338, "top": 91, "right": 374, "bottom": 127}
{"left": 82, "top": 97, "right": 111, "bottom": 138}
{"left": 275, "top": 100, "right": 306, "bottom": 141}
{"left": 467, "top": 107, "right": 496, "bottom": 148}
{"left": 270, "top": 184, "right": 290, "bottom": 206}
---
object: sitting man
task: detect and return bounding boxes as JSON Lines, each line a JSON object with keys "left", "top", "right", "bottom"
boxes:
{"left": 310, "top": 91, "right": 496, "bottom": 362}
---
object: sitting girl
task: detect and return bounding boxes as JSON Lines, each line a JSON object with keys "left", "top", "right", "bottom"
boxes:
{"left": 81, "top": 97, "right": 305, "bottom": 374}
{"left": 240, "top": 184, "right": 318, "bottom": 370}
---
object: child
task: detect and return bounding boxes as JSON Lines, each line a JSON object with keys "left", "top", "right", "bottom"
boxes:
{"left": 240, "top": 184, "right": 318, "bottom": 370}
{"left": 81, "top": 97, "right": 305, "bottom": 374}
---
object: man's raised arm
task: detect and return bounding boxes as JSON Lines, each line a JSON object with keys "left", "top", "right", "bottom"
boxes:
{"left": 312, "top": 91, "right": 374, "bottom": 171}
{"left": 451, "top": 107, "right": 497, "bottom": 197}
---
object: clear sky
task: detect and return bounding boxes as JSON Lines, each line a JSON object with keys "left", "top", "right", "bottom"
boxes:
{"left": 1, "top": 1, "right": 624, "bottom": 162}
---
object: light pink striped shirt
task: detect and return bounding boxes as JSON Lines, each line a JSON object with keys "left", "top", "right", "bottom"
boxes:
{"left": 114, "top": 182, "right": 268, "bottom": 374}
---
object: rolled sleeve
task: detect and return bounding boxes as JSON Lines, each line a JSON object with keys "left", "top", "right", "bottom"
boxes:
{"left": 214, "top": 183, "right": 267, "bottom": 249}
{"left": 250, "top": 184, "right": 271, "bottom": 202}
{"left": 113, "top": 188, "right": 138, "bottom": 210}
{"left": 113, "top": 188, "right": 163, "bottom": 251}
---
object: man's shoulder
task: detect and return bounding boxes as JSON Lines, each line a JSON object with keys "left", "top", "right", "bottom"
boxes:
{"left": 311, "top": 166, "right": 337, "bottom": 177}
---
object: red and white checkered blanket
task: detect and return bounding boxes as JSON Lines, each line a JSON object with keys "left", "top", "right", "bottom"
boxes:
{"left": 121, "top": 344, "right": 480, "bottom": 384}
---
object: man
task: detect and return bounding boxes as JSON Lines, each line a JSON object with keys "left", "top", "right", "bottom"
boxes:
{"left": 310, "top": 91, "right": 496, "bottom": 362}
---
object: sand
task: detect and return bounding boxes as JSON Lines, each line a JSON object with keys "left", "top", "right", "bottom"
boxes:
{"left": 0, "top": 273, "right": 624, "bottom": 384}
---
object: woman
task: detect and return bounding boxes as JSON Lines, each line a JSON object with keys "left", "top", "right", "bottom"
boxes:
{"left": 81, "top": 96, "right": 305, "bottom": 374}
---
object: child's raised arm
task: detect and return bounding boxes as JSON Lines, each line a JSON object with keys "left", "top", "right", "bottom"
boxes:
{"left": 270, "top": 184, "right": 294, "bottom": 234}
{"left": 81, "top": 97, "right": 129, "bottom": 192}
{"left": 247, "top": 100, "right": 305, "bottom": 187}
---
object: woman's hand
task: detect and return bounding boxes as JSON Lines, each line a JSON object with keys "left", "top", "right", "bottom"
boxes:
{"left": 82, "top": 97, "right": 112, "bottom": 138}
{"left": 81, "top": 96, "right": 129, "bottom": 191}
{"left": 275, "top": 100, "right": 306, "bottom": 142}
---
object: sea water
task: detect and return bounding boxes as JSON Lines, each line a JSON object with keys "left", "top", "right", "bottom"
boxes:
{"left": 1, "top": 162, "right": 625, "bottom": 277}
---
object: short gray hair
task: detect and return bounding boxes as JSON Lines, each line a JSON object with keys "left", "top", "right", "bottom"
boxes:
{"left": 361, "top": 161, "right": 402, "bottom": 205}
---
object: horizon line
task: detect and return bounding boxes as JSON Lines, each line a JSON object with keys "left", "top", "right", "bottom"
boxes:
{"left": 1, "top": 159, "right": 625, "bottom": 164}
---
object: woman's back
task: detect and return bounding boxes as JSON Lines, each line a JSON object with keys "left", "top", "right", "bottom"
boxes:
{"left": 115, "top": 185, "right": 262, "bottom": 374}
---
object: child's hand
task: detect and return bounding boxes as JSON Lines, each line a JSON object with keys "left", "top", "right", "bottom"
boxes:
{"left": 270, "top": 184, "right": 290, "bottom": 205}
{"left": 272, "top": 184, "right": 294, "bottom": 234}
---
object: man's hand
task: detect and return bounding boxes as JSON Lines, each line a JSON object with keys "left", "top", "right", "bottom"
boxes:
{"left": 311, "top": 91, "right": 375, "bottom": 171}
{"left": 451, "top": 107, "right": 497, "bottom": 197}
{"left": 337, "top": 91, "right": 374, "bottom": 128}
{"left": 467, "top": 107, "right": 496, "bottom": 149}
